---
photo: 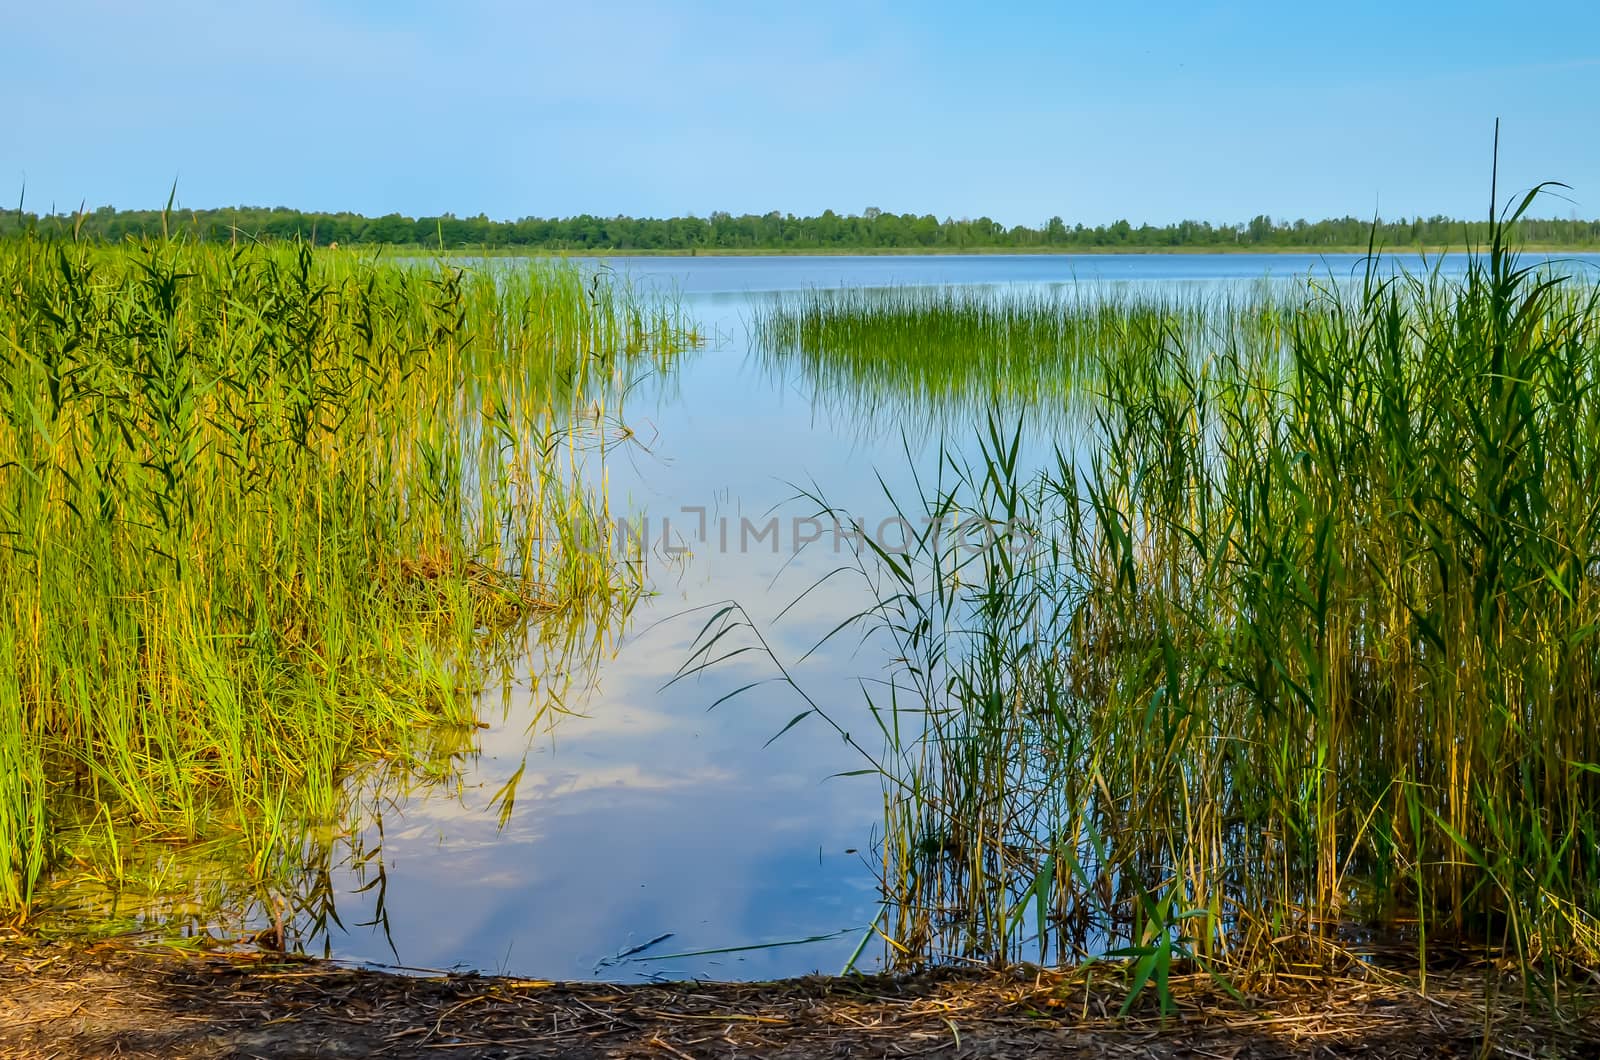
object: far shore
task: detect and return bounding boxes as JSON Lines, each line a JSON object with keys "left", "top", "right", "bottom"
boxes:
{"left": 367, "top": 243, "right": 1600, "bottom": 260}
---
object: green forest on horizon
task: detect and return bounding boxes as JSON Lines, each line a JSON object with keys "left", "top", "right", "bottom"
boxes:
{"left": 4, "top": 203, "right": 1600, "bottom": 252}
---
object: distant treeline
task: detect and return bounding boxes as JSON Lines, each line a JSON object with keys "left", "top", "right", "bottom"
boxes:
{"left": 3, "top": 204, "right": 1599, "bottom": 251}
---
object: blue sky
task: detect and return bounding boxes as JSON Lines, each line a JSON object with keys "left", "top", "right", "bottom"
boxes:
{"left": 7, "top": 1, "right": 1598, "bottom": 226}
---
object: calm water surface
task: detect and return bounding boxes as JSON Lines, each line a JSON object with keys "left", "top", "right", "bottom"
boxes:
{"left": 309, "top": 251, "right": 1600, "bottom": 980}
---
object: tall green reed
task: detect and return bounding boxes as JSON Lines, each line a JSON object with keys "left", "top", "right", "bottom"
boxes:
{"left": 0, "top": 234, "right": 693, "bottom": 914}
{"left": 729, "top": 203, "right": 1600, "bottom": 994}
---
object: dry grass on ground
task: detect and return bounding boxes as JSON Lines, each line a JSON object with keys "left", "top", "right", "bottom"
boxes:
{"left": 4, "top": 937, "right": 1599, "bottom": 1058}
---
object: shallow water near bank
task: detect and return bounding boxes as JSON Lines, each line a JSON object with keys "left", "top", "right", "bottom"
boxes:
{"left": 48, "top": 250, "right": 1600, "bottom": 982}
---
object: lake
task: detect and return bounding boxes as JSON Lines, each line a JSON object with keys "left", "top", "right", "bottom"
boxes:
{"left": 198, "top": 251, "right": 1600, "bottom": 979}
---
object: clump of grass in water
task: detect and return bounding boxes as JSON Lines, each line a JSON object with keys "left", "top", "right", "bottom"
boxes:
{"left": 702, "top": 185, "right": 1600, "bottom": 1005}
{"left": 0, "top": 233, "right": 695, "bottom": 915}
{"left": 751, "top": 283, "right": 1298, "bottom": 430}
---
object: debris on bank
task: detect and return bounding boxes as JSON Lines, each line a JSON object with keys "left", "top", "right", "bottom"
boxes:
{"left": 1, "top": 938, "right": 1596, "bottom": 1059}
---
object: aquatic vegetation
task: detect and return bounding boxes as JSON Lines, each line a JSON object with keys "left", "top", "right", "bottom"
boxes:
{"left": 713, "top": 204, "right": 1600, "bottom": 990}
{"left": 753, "top": 283, "right": 1298, "bottom": 428}
{"left": 0, "top": 234, "right": 695, "bottom": 914}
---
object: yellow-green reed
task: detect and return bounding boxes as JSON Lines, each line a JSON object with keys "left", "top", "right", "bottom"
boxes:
{"left": 37, "top": 588, "right": 639, "bottom": 949}
{"left": 0, "top": 234, "right": 694, "bottom": 914}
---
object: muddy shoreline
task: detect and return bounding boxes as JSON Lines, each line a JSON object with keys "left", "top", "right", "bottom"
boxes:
{"left": 3, "top": 938, "right": 1598, "bottom": 1059}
